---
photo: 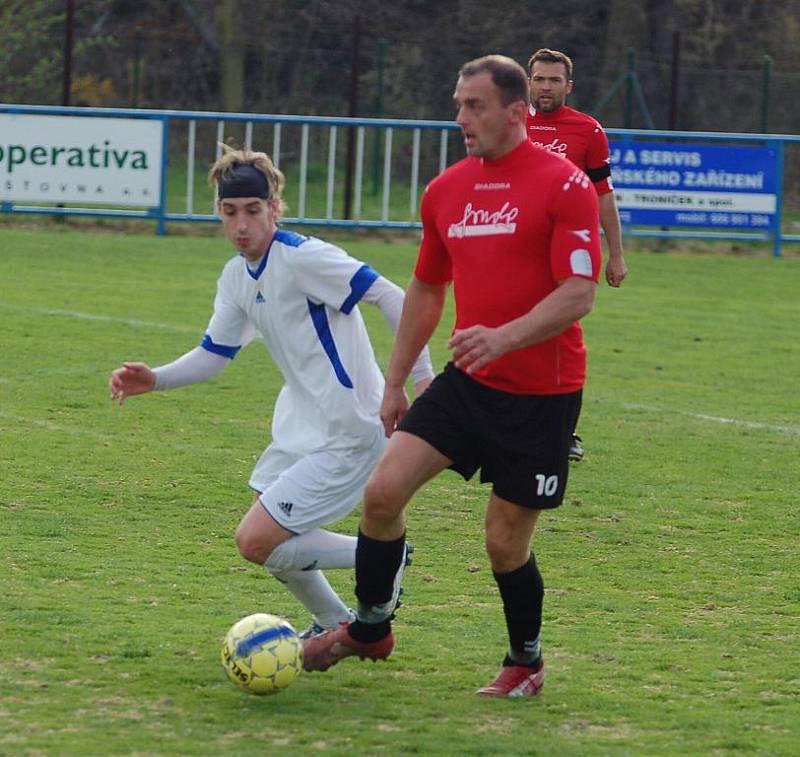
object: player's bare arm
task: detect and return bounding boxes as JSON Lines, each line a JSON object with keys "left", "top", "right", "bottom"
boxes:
{"left": 449, "top": 276, "right": 596, "bottom": 374}
{"left": 599, "top": 193, "right": 627, "bottom": 287}
{"left": 380, "top": 277, "right": 447, "bottom": 436}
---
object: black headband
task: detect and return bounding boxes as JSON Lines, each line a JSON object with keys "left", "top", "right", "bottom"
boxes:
{"left": 218, "top": 163, "right": 270, "bottom": 199}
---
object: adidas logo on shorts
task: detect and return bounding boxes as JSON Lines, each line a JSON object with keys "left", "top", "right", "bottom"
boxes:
{"left": 277, "top": 500, "right": 293, "bottom": 516}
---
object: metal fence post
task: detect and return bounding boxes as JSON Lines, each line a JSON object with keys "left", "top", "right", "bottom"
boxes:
{"left": 156, "top": 115, "right": 170, "bottom": 236}
{"left": 771, "top": 139, "right": 784, "bottom": 258}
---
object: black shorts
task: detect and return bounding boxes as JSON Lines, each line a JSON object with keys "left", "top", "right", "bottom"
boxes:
{"left": 397, "top": 362, "right": 582, "bottom": 509}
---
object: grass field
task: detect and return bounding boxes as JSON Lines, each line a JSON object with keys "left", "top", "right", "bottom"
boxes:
{"left": 1, "top": 226, "right": 799, "bottom": 755}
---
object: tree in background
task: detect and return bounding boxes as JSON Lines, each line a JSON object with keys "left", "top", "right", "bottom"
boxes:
{"left": 217, "top": 0, "right": 244, "bottom": 112}
{"left": 0, "top": 0, "right": 114, "bottom": 106}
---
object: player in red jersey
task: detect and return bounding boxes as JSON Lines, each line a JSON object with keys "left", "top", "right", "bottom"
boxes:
{"left": 526, "top": 48, "right": 628, "bottom": 460}
{"left": 526, "top": 48, "right": 627, "bottom": 288}
{"left": 303, "top": 55, "right": 602, "bottom": 697}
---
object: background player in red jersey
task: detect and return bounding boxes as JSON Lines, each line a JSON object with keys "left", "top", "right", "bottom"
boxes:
{"left": 526, "top": 48, "right": 627, "bottom": 288}
{"left": 526, "top": 47, "right": 628, "bottom": 460}
{"left": 303, "top": 54, "right": 602, "bottom": 697}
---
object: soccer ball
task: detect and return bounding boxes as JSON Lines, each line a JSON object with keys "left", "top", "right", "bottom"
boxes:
{"left": 221, "top": 613, "right": 304, "bottom": 695}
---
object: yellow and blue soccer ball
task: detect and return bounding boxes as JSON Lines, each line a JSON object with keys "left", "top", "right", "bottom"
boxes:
{"left": 221, "top": 613, "right": 303, "bottom": 695}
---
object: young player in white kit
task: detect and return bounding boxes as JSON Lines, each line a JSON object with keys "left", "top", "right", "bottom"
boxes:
{"left": 109, "top": 146, "right": 433, "bottom": 636}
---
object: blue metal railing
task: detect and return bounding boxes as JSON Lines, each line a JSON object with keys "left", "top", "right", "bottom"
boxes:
{"left": 1, "top": 104, "right": 798, "bottom": 256}
{"left": 606, "top": 127, "right": 800, "bottom": 258}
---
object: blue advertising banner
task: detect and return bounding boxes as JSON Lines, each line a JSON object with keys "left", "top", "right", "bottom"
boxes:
{"left": 609, "top": 142, "right": 778, "bottom": 230}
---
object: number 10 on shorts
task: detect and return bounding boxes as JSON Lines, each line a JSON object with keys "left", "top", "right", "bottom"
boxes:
{"left": 535, "top": 474, "right": 559, "bottom": 496}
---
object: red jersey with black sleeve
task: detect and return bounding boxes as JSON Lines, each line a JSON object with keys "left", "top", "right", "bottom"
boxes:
{"left": 525, "top": 105, "right": 613, "bottom": 196}
{"left": 416, "top": 139, "right": 601, "bottom": 395}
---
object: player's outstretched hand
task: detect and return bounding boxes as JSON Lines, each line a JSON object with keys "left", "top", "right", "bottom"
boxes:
{"left": 109, "top": 362, "right": 156, "bottom": 406}
{"left": 379, "top": 384, "right": 410, "bottom": 438}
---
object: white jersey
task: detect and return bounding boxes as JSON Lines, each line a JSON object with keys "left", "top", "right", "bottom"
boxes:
{"left": 202, "top": 229, "right": 385, "bottom": 454}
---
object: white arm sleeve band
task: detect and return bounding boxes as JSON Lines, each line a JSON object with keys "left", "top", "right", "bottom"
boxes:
{"left": 153, "top": 346, "right": 230, "bottom": 391}
{"left": 362, "top": 276, "right": 435, "bottom": 385}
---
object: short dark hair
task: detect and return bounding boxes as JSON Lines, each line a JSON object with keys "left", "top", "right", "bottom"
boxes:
{"left": 527, "top": 48, "right": 573, "bottom": 80}
{"left": 459, "top": 55, "right": 530, "bottom": 107}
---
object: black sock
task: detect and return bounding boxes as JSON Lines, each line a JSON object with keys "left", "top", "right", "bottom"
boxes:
{"left": 355, "top": 529, "right": 406, "bottom": 605}
{"left": 350, "top": 529, "right": 405, "bottom": 642}
{"left": 502, "top": 654, "right": 542, "bottom": 671}
{"left": 348, "top": 618, "right": 392, "bottom": 642}
{"left": 493, "top": 555, "right": 544, "bottom": 666}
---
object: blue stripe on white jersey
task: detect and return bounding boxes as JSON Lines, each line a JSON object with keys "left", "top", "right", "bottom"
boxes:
{"left": 201, "top": 333, "right": 241, "bottom": 359}
{"left": 341, "top": 264, "right": 379, "bottom": 314}
{"left": 307, "top": 299, "right": 354, "bottom": 388}
{"left": 243, "top": 250, "right": 269, "bottom": 280}
{"left": 274, "top": 228, "right": 308, "bottom": 247}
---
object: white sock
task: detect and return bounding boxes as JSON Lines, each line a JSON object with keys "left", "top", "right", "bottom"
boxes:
{"left": 268, "top": 568, "right": 352, "bottom": 629}
{"left": 263, "top": 529, "right": 356, "bottom": 572}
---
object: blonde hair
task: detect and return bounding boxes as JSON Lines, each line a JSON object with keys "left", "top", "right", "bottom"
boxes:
{"left": 209, "top": 144, "right": 287, "bottom": 216}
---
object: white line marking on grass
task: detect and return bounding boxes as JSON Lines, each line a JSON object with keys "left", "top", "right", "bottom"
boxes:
{"left": 0, "top": 412, "right": 114, "bottom": 443}
{"left": 621, "top": 402, "right": 800, "bottom": 436}
{"left": 0, "top": 411, "right": 239, "bottom": 455}
{"left": 0, "top": 302, "right": 197, "bottom": 334}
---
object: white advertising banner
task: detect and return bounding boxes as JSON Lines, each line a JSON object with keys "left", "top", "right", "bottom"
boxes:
{"left": 0, "top": 114, "right": 163, "bottom": 207}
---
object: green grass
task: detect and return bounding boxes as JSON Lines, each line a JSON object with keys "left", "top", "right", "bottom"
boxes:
{"left": 1, "top": 227, "right": 799, "bottom": 755}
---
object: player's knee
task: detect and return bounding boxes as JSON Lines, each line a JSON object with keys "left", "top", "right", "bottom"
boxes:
{"left": 235, "top": 523, "right": 271, "bottom": 565}
{"left": 484, "top": 531, "right": 505, "bottom": 567}
{"left": 363, "top": 471, "right": 404, "bottom": 525}
{"left": 484, "top": 528, "right": 526, "bottom": 572}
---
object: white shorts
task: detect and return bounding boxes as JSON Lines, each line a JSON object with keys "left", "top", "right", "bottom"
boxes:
{"left": 248, "top": 426, "right": 388, "bottom": 534}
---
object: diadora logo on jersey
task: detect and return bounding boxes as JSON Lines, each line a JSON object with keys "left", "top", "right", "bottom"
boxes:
{"left": 562, "top": 169, "right": 590, "bottom": 192}
{"left": 474, "top": 182, "right": 511, "bottom": 191}
{"left": 570, "top": 228, "right": 592, "bottom": 243}
{"left": 530, "top": 137, "right": 568, "bottom": 155}
{"left": 448, "top": 201, "right": 518, "bottom": 238}
{"left": 277, "top": 501, "right": 293, "bottom": 516}
{"left": 255, "top": 291, "right": 265, "bottom": 304}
